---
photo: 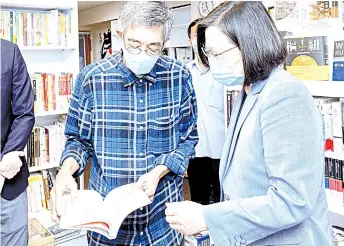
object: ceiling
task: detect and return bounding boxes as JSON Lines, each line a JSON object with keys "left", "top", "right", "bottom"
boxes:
{"left": 78, "top": 1, "right": 114, "bottom": 11}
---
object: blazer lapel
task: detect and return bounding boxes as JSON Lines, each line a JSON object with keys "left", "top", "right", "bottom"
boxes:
{"left": 219, "top": 90, "right": 245, "bottom": 182}
{"left": 221, "top": 79, "right": 269, "bottom": 181}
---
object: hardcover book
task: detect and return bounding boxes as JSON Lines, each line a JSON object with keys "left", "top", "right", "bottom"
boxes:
{"left": 285, "top": 36, "right": 329, "bottom": 80}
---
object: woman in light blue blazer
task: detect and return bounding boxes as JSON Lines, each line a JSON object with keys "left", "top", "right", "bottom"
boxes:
{"left": 166, "top": 2, "right": 334, "bottom": 245}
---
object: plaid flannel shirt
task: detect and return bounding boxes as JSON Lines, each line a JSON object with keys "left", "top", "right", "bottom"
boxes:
{"left": 60, "top": 52, "right": 198, "bottom": 246}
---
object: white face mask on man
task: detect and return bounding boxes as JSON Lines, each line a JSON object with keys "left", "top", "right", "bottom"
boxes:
{"left": 122, "top": 45, "right": 160, "bottom": 76}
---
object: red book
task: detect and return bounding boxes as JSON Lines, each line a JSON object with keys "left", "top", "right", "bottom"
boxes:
{"left": 335, "top": 160, "right": 343, "bottom": 192}
{"left": 42, "top": 73, "right": 48, "bottom": 111}
{"left": 329, "top": 158, "right": 336, "bottom": 190}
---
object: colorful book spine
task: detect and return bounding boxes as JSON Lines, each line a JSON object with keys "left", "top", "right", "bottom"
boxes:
{"left": 325, "top": 158, "right": 329, "bottom": 189}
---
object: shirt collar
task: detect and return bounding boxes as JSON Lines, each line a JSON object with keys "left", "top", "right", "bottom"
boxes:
{"left": 191, "top": 59, "right": 209, "bottom": 75}
{"left": 118, "top": 50, "right": 168, "bottom": 87}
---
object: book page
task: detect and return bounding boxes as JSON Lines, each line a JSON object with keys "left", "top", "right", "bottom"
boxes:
{"left": 103, "top": 184, "right": 152, "bottom": 239}
{"left": 59, "top": 190, "right": 105, "bottom": 229}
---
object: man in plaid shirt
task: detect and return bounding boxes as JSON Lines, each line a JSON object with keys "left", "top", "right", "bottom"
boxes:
{"left": 50, "top": 2, "right": 198, "bottom": 246}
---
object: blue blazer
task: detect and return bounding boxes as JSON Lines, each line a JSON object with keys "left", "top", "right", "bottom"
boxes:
{"left": 203, "top": 67, "right": 334, "bottom": 245}
{"left": 1, "top": 39, "right": 34, "bottom": 200}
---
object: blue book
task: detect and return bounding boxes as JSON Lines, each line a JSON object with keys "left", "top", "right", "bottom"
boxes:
{"left": 333, "top": 40, "right": 344, "bottom": 81}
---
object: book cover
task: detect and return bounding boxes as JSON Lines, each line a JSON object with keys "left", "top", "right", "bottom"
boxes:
{"left": 325, "top": 158, "right": 330, "bottom": 189}
{"left": 23, "top": 12, "right": 27, "bottom": 46}
{"left": 9, "top": 12, "right": 13, "bottom": 43}
{"left": 336, "top": 159, "right": 343, "bottom": 192}
{"left": 30, "top": 74, "right": 38, "bottom": 113}
{"left": 28, "top": 218, "right": 54, "bottom": 246}
{"left": 17, "top": 12, "right": 23, "bottom": 46}
{"left": 285, "top": 36, "right": 329, "bottom": 80}
{"left": 329, "top": 158, "right": 337, "bottom": 190}
{"left": 59, "top": 12, "right": 65, "bottom": 46}
{"left": 333, "top": 40, "right": 344, "bottom": 81}
{"left": 43, "top": 13, "right": 48, "bottom": 46}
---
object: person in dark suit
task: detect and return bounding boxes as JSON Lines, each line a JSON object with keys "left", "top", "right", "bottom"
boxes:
{"left": 0, "top": 39, "right": 35, "bottom": 246}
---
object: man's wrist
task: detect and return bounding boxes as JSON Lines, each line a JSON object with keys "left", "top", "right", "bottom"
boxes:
{"left": 152, "top": 165, "right": 170, "bottom": 179}
{"left": 61, "top": 158, "right": 80, "bottom": 176}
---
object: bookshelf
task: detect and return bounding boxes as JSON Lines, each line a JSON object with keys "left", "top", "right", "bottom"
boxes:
{"left": 222, "top": 1, "right": 344, "bottom": 229}
{"left": 35, "top": 110, "right": 68, "bottom": 117}
{"left": 28, "top": 162, "right": 60, "bottom": 173}
{"left": 0, "top": 2, "right": 85, "bottom": 242}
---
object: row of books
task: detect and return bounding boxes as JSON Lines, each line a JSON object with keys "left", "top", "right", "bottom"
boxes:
{"left": 30, "top": 72, "right": 73, "bottom": 113}
{"left": 28, "top": 169, "right": 81, "bottom": 214}
{"left": 284, "top": 35, "right": 344, "bottom": 82}
{"left": 325, "top": 157, "right": 343, "bottom": 193}
{"left": 268, "top": 1, "right": 341, "bottom": 23}
{"left": 314, "top": 97, "right": 344, "bottom": 152}
{"left": 0, "top": 10, "right": 72, "bottom": 47}
{"left": 28, "top": 170, "right": 54, "bottom": 213}
{"left": 25, "top": 121, "right": 66, "bottom": 168}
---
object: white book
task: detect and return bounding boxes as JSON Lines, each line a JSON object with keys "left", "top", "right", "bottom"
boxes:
{"left": 48, "top": 10, "right": 58, "bottom": 46}
{"left": 17, "top": 12, "right": 23, "bottom": 46}
{"left": 59, "top": 184, "right": 151, "bottom": 239}
{"left": 332, "top": 101, "right": 342, "bottom": 138}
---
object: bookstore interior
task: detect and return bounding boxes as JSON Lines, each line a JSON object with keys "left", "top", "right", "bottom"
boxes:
{"left": 0, "top": 0, "right": 344, "bottom": 245}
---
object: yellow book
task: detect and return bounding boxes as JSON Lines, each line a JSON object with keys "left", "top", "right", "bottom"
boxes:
{"left": 59, "top": 12, "right": 65, "bottom": 46}
{"left": 43, "top": 13, "right": 48, "bottom": 46}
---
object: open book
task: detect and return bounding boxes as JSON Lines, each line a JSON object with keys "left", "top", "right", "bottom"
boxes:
{"left": 59, "top": 184, "right": 151, "bottom": 239}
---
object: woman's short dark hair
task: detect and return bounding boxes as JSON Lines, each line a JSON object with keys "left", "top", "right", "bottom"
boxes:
{"left": 187, "top": 18, "right": 202, "bottom": 39}
{"left": 197, "top": 2, "right": 287, "bottom": 86}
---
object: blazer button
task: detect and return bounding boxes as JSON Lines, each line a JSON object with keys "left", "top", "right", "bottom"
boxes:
{"left": 224, "top": 194, "right": 230, "bottom": 201}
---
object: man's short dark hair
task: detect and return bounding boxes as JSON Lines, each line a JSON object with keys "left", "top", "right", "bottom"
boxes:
{"left": 187, "top": 18, "right": 202, "bottom": 39}
{"left": 197, "top": 2, "right": 287, "bottom": 86}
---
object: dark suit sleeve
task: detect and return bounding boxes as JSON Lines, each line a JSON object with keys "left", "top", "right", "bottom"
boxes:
{"left": 1, "top": 44, "right": 35, "bottom": 156}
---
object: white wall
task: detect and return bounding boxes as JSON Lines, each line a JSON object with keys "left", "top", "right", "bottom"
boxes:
{"left": 79, "top": 1, "right": 190, "bottom": 26}
{"left": 191, "top": 1, "right": 201, "bottom": 21}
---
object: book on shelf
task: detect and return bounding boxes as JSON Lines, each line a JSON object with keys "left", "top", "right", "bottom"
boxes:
{"left": 28, "top": 218, "right": 54, "bottom": 246}
{"left": 225, "top": 89, "right": 240, "bottom": 128}
{"left": 285, "top": 36, "right": 329, "bottom": 81}
{"left": 325, "top": 157, "right": 343, "bottom": 193}
{"left": 333, "top": 40, "right": 344, "bottom": 81}
{"left": 0, "top": 9, "right": 72, "bottom": 47}
{"left": 314, "top": 97, "right": 341, "bottom": 151}
{"left": 30, "top": 72, "right": 72, "bottom": 114}
{"left": 59, "top": 184, "right": 151, "bottom": 239}
{"left": 24, "top": 122, "right": 66, "bottom": 168}
{"left": 268, "top": 1, "right": 340, "bottom": 30}
{"left": 48, "top": 224, "right": 82, "bottom": 245}
{"left": 28, "top": 171, "right": 54, "bottom": 213}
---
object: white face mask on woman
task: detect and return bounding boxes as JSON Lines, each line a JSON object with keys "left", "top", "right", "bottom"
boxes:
{"left": 205, "top": 26, "right": 245, "bottom": 86}
{"left": 209, "top": 54, "right": 244, "bottom": 87}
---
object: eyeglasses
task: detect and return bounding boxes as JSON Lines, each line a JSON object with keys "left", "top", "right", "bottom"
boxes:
{"left": 202, "top": 46, "right": 238, "bottom": 58}
{"left": 124, "top": 38, "right": 163, "bottom": 56}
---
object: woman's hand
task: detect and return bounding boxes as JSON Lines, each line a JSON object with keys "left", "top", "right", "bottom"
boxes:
{"left": 165, "top": 201, "right": 208, "bottom": 235}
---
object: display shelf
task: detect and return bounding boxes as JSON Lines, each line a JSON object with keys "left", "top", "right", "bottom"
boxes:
{"left": 35, "top": 110, "right": 68, "bottom": 117}
{"left": 303, "top": 81, "right": 344, "bottom": 98}
{"left": 325, "top": 151, "right": 344, "bottom": 161}
{"left": 29, "top": 163, "right": 60, "bottom": 173}
{"left": 20, "top": 46, "right": 77, "bottom": 51}
{"left": 29, "top": 209, "right": 88, "bottom": 245}
{"left": 0, "top": 0, "right": 76, "bottom": 10}
{"left": 326, "top": 190, "right": 344, "bottom": 217}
